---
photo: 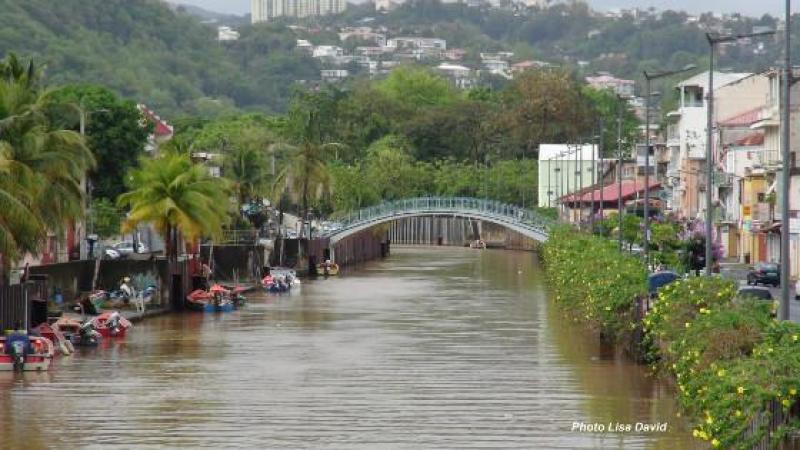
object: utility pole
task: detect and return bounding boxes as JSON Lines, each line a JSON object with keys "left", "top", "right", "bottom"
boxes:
{"left": 643, "top": 64, "right": 697, "bottom": 266}
{"left": 781, "top": 6, "right": 792, "bottom": 320}
{"left": 705, "top": 39, "right": 715, "bottom": 277}
{"left": 599, "top": 120, "right": 605, "bottom": 222}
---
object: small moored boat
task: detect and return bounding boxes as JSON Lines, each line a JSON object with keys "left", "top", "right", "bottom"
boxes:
{"left": 90, "top": 311, "right": 132, "bottom": 338}
{"left": 185, "top": 286, "right": 235, "bottom": 313}
{"left": 0, "top": 335, "right": 55, "bottom": 372}
{"left": 316, "top": 261, "right": 339, "bottom": 276}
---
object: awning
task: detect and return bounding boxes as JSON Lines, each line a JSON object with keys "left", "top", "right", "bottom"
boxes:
{"left": 760, "top": 221, "right": 781, "bottom": 233}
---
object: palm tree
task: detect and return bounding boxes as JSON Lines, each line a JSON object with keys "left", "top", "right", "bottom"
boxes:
{"left": 117, "top": 152, "right": 232, "bottom": 262}
{"left": 271, "top": 108, "right": 344, "bottom": 238}
{"left": 272, "top": 139, "right": 340, "bottom": 238}
{"left": 0, "top": 54, "right": 94, "bottom": 281}
{"left": 222, "top": 129, "right": 273, "bottom": 207}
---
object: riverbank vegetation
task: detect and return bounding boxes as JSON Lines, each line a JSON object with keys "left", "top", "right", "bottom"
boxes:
{"left": 543, "top": 226, "right": 800, "bottom": 448}
{"left": 167, "top": 66, "right": 636, "bottom": 220}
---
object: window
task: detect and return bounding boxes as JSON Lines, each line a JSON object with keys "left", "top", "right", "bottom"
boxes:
{"left": 758, "top": 193, "right": 766, "bottom": 202}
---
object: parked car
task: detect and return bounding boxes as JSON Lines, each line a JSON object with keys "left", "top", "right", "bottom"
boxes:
{"left": 104, "top": 241, "right": 148, "bottom": 259}
{"left": 736, "top": 286, "right": 774, "bottom": 301}
{"left": 746, "top": 262, "right": 780, "bottom": 287}
{"left": 736, "top": 286, "right": 777, "bottom": 317}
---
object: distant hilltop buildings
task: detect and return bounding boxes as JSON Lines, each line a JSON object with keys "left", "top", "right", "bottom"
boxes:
{"left": 251, "top": 0, "right": 346, "bottom": 22}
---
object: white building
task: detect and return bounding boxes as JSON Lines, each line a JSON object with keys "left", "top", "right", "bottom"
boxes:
{"left": 482, "top": 59, "right": 509, "bottom": 72}
{"left": 321, "top": 69, "right": 349, "bottom": 82}
{"left": 217, "top": 26, "right": 240, "bottom": 42}
{"left": 585, "top": 73, "right": 635, "bottom": 98}
{"left": 312, "top": 45, "right": 344, "bottom": 59}
{"left": 252, "top": 0, "right": 346, "bottom": 22}
{"left": 663, "top": 71, "right": 752, "bottom": 218}
{"left": 386, "top": 37, "right": 446, "bottom": 50}
{"left": 538, "top": 144, "right": 599, "bottom": 210}
{"left": 436, "top": 63, "right": 474, "bottom": 89}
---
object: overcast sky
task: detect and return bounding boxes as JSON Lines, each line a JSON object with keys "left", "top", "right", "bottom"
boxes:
{"left": 169, "top": 0, "right": 787, "bottom": 17}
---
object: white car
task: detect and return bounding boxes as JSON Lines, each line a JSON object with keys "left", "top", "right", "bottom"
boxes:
{"left": 105, "top": 241, "right": 148, "bottom": 259}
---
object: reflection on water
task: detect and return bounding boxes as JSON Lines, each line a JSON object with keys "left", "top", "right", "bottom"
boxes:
{"left": 0, "top": 247, "right": 698, "bottom": 449}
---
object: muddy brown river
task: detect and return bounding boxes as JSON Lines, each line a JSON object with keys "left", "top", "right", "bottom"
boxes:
{"left": 0, "top": 247, "right": 698, "bottom": 449}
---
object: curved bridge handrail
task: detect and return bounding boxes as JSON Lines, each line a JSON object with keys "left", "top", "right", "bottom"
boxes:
{"left": 322, "top": 196, "right": 553, "bottom": 241}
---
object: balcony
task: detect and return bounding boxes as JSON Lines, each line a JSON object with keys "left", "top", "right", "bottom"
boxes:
{"left": 753, "top": 203, "right": 772, "bottom": 223}
{"left": 762, "top": 148, "right": 781, "bottom": 168}
{"left": 714, "top": 172, "right": 734, "bottom": 189}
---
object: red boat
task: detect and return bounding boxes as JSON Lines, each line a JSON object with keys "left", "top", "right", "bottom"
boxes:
{"left": 0, "top": 335, "right": 55, "bottom": 371}
{"left": 186, "top": 289, "right": 213, "bottom": 312}
{"left": 89, "top": 311, "right": 132, "bottom": 338}
{"left": 33, "top": 322, "right": 74, "bottom": 355}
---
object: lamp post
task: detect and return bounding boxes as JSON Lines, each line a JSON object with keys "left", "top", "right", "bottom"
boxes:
{"left": 780, "top": 5, "right": 792, "bottom": 320}
{"left": 643, "top": 64, "right": 697, "bottom": 266}
{"left": 618, "top": 102, "right": 624, "bottom": 252}
{"left": 575, "top": 141, "right": 581, "bottom": 226}
{"left": 589, "top": 132, "right": 597, "bottom": 233}
{"left": 547, "top": 154, "right": 553, "bottom": 208}
{"left": 705, "top": 30, "right": 776, "bottom": 277}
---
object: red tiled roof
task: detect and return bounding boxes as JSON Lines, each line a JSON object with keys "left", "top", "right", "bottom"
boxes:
{"left": 560, "top": 180, "right": 661, "bottom": 205}
{"left": 735, "top": 133, "right": 764, "bottom": 146}
{"left": 138, "top": 104, "right": 174, "bottom": 138}
{"left": 719, "top": 107, "right": 761, "bottom": 127}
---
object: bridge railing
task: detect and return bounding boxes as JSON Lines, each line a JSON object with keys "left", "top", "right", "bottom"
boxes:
{"left": 324, "top": 197, "right": 553, "bottom": 237}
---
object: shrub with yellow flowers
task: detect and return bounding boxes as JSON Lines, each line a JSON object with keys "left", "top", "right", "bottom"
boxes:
{"left": 542, "top": 226, "right": 646, "bottom": 341}
{"left": 543, "top": 228, "right": 800, "bottom": 448}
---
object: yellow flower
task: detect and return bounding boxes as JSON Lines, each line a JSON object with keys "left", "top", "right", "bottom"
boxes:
{"left": 735, "top": 410, "right": 742, "bottom": 417}
{"left": 692, "top": 429, "right": 700, "bottom": 438}
{"left": 793, "top": 334, "right": 798, "bottom": 342}
{"left": 768, "top": 347, "right": 774, "bottom": 353}
{"left": 685, "top": 322, "right": 691, "bottom": 328}
{"left": 791, "top": 388, "right": 797, "bottom": 396}
{"left": 712, "top": 438, "right": 720, "bottom": 447}
{"left": 706, "top": 416, "right": 714, "bottom": 425}
{"left": 783, "top": 399, "right": 791, "bottom": 407}
{"left": 717, "top": 369, "right": 726, "bottom": 377}
{"left": 737, "top": 386, "right": 746, "bottom": 395}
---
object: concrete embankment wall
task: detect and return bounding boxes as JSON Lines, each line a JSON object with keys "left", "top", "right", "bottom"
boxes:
{"left": 200, "top": 244, "right": 268, "bottom": 282}
{"left": 388, "top": 216, "right": 540, "bottom": 251}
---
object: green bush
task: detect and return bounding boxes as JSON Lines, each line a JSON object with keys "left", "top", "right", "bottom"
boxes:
{"left": 544, "top": 229, "right": 800, "bottom": 448}
{"left": 543, "top": 225, "right": 646, "bottom": 340}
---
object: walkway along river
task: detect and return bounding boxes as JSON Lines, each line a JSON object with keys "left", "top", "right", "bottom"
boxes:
{"left": 0, "top": 247, "right": 699, "bottom": 449}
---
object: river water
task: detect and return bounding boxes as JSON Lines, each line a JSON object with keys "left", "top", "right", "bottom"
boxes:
{"left": 0, "top": 247, "right": 698, "bottom": 449}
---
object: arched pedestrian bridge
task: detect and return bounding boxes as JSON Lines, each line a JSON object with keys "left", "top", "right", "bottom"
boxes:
{"left": 320, "top": 197, "right": 553, "bottom": 245}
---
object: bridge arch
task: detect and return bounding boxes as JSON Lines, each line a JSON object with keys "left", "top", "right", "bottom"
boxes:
{"left": 320, "top": 197, "right": 553, "bottom": 257}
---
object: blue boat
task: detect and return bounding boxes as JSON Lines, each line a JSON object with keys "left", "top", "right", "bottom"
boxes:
{"left": 203, "top": 301, "right": 235, "bottom": 313}
{"left": 266, "top": 282, "right": 291, "bottom": 293}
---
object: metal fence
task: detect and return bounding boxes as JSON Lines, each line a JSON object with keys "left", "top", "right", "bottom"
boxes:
{"left": 323, "top": 197, "right": 554, "bottom": 240}
{"left": 0, "top": 280, "right": 47, "bottom": 331}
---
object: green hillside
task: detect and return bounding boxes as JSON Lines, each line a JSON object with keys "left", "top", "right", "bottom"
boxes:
{"left": 0, "top": 0, "right": 789, "bottom": 118}
{"left": 0, "top": 0, "right": 318, "bottom": 116}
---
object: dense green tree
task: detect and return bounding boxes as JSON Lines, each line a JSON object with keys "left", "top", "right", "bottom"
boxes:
{"left": 48, "top": 84, "right": 151, "bottom": 201}
{"left": 0, "top": 54, "right": 95, "bottom": 278}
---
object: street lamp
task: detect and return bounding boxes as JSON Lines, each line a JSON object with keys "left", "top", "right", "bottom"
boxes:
{"left": 643, "top": 64, "right": 697, "bottom": 266}
{"left": 705, "top": 29, "right": 776, "bottom": 277}
{"left": 617, "top": 101, "right": 625, "bottom": 252}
